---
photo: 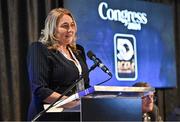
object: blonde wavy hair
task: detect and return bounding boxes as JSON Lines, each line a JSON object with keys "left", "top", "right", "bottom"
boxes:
{"left": 39, "top": 8, "right": 77, "bottom": 51}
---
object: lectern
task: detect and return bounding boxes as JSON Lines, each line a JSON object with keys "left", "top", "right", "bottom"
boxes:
{"left": 39, "top": 86, "right": 155, "bottom": 121}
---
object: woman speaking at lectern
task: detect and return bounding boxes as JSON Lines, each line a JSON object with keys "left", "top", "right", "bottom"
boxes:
{"left": 27, "top": 8, "right": 90, "bottom": 120}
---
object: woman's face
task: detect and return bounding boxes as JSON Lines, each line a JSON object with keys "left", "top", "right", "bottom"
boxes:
{"left": 142, "top": 94, "right": 154, "bottom": 113}
{"left": 54, "top": 14, "right": 76, "bottom": 46}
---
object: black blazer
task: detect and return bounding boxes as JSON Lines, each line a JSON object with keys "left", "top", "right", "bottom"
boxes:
{"left": 27, "top": 42, "right": 90, "bottom": 120}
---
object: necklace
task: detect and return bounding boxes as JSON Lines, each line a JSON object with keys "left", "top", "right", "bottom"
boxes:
{"left": 59, "top": 47, "right": 82, "bottom": 75}
{"left": 58, "top": 48, "right": 70, "bottom": 59}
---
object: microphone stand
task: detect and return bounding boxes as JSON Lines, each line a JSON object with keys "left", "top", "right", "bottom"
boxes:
{"left": 31, "top": 63, "right": 98, "bottom": 122}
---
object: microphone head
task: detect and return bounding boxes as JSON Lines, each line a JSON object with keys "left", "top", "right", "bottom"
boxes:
{"left": 87, "top": 50, "right": 96, "bottom": 60}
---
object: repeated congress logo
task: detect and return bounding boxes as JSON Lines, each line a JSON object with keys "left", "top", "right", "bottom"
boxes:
{"left": 114, "top": 33, "right": 138, "bottom": 81}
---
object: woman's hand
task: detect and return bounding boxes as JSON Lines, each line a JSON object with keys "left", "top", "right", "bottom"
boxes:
{"left": 61, "top": 99, "right": 80, "bottom": 109}
{"left": 43, "top": 92, "right": 80, "bottom": 109}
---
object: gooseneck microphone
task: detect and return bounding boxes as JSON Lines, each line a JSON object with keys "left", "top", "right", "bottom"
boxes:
{"left": 87, "top": 51, "right": 112, "bottom": 77}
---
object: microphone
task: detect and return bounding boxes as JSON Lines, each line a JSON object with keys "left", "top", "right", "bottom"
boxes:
{"left": 87, "top": 51, "right": 112, "bottom": 77}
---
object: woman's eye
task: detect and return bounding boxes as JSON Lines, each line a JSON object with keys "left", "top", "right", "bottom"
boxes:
{"left": 71, "top": 23, "right": 75, "bottom": 27}
{"left": 60, "top": 22, "right": 75, "bottom": 30}
{"left": 61, "top": 24, "right": 69, "bottom": 29}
